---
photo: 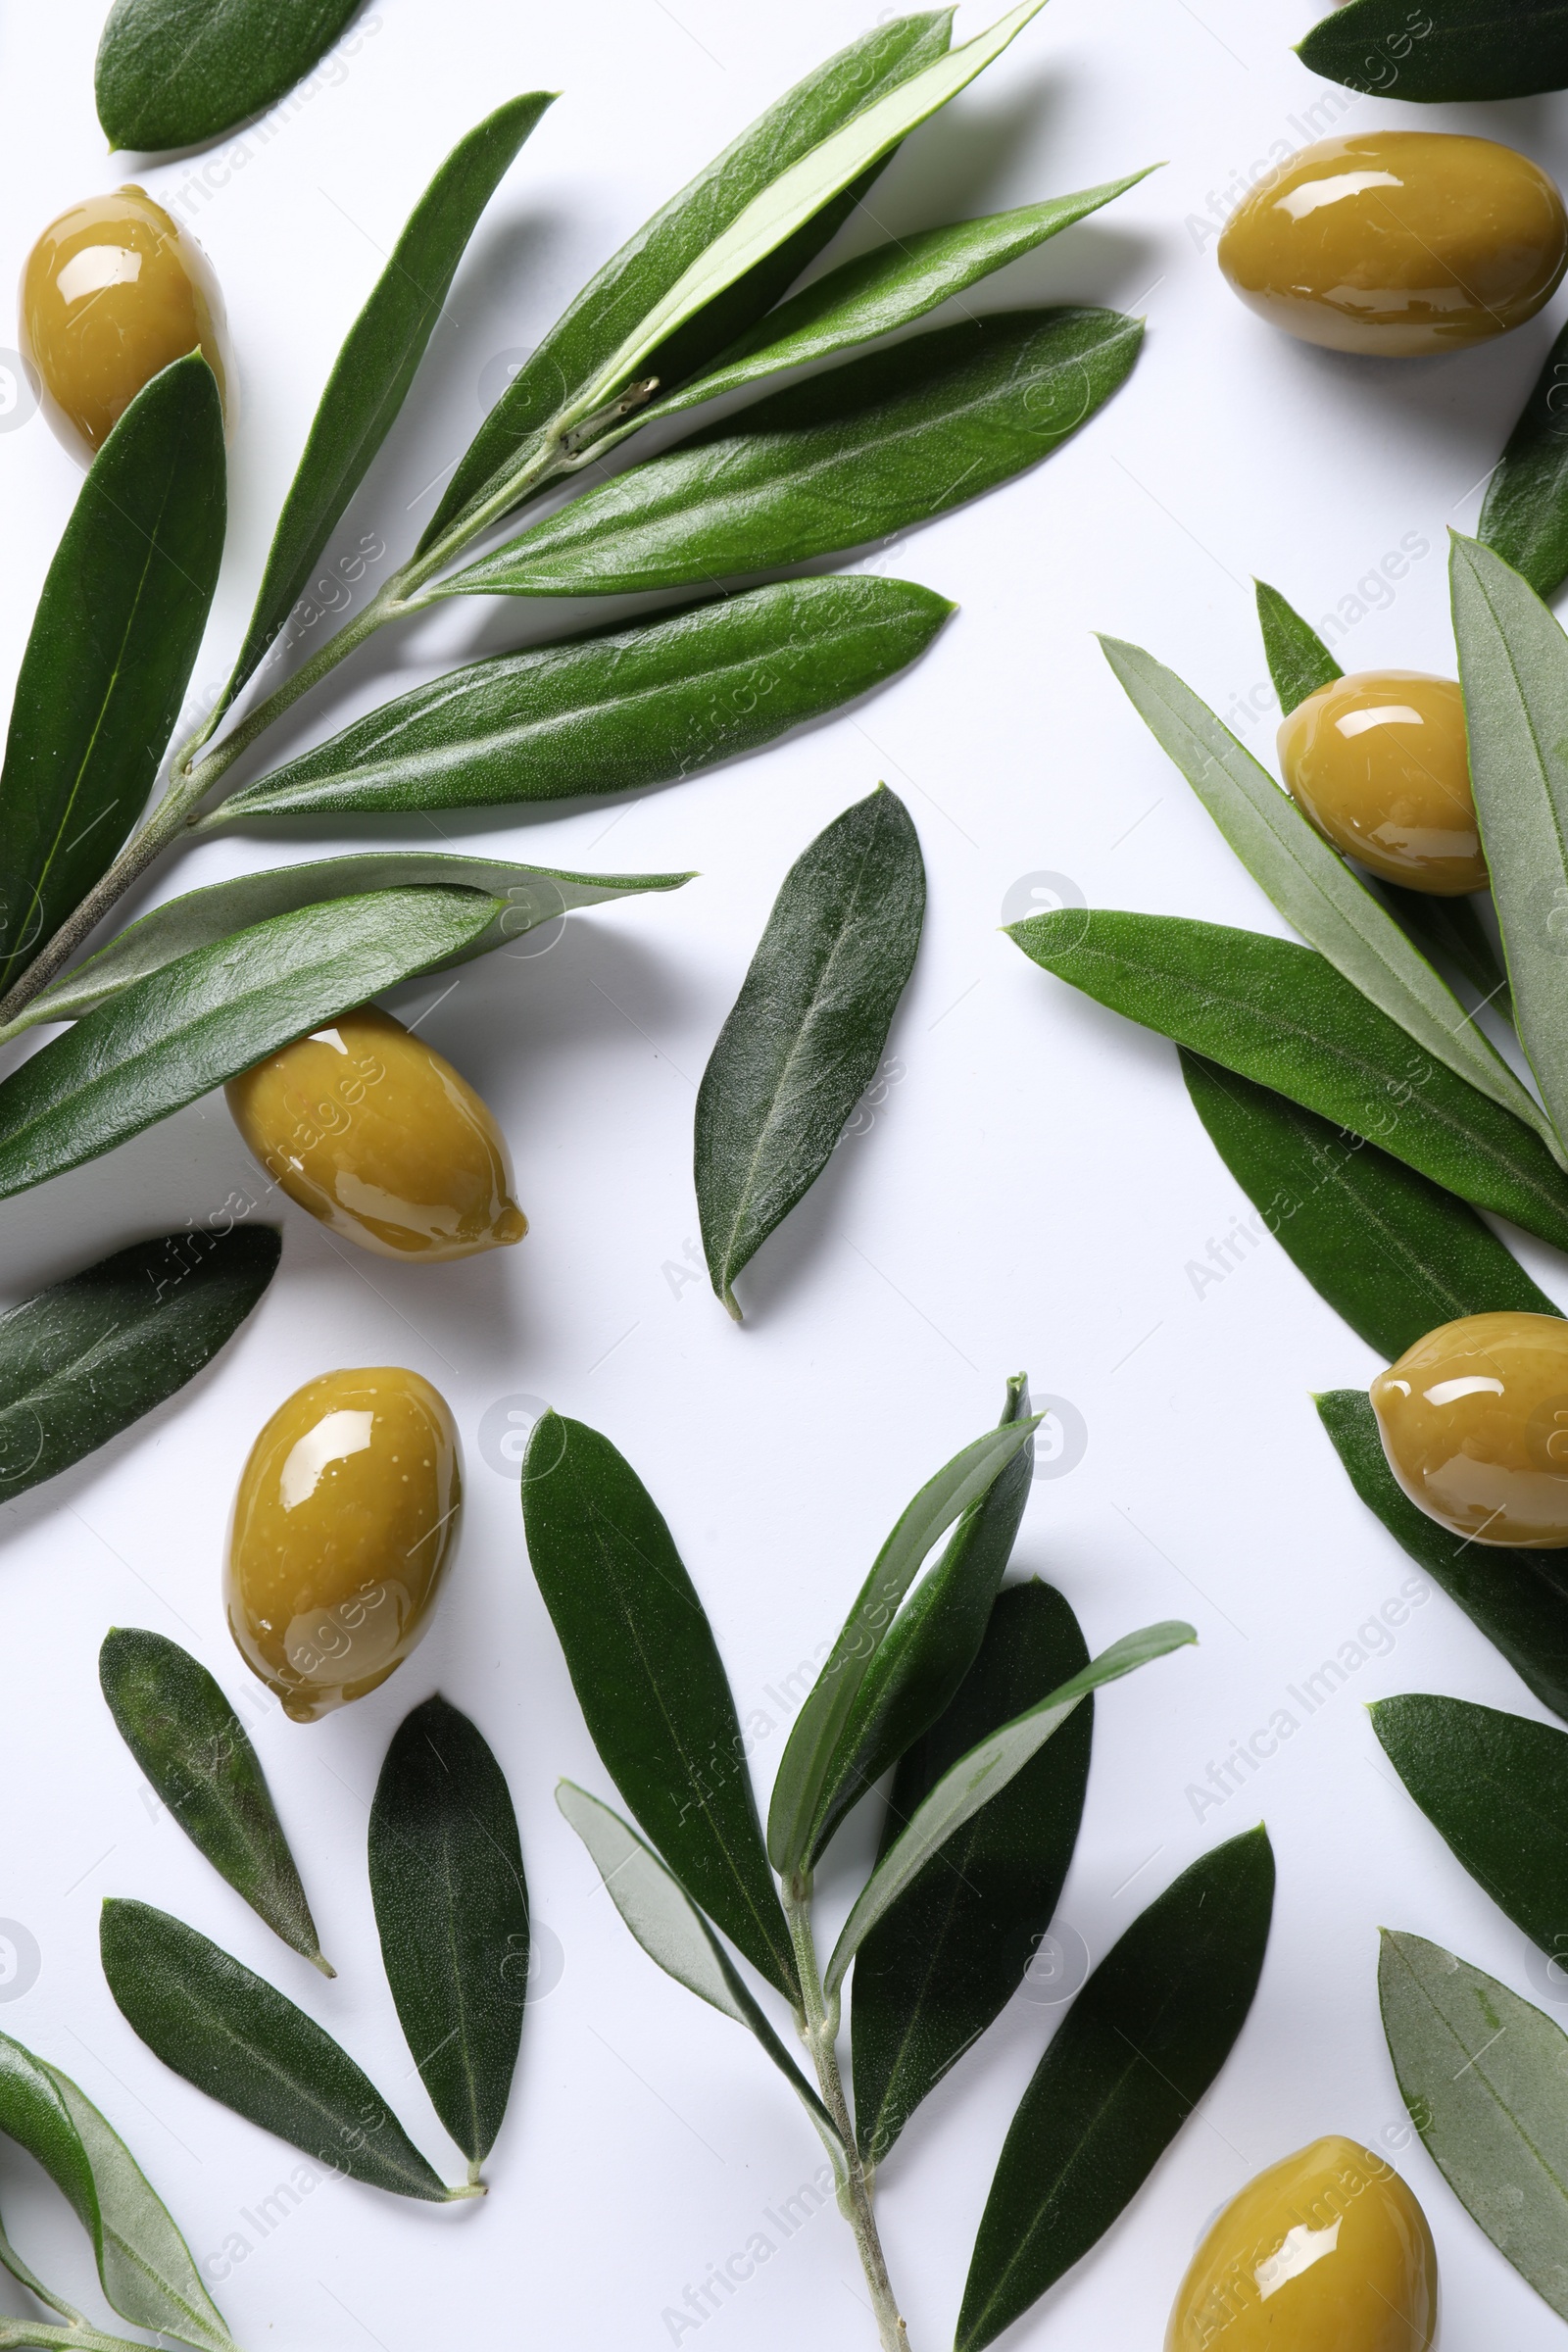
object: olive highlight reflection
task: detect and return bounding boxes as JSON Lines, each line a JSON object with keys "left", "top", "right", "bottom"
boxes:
{"left": 20, "top": 186, "right": 232, "bottom": 462}
{"left": 226, "top": 1368, "right": 461, "bottom": 1722}
{"left": 1371, "top": 1310, "right": 1568, "bottom": 1547}
{"left": 1165, "top": 2135, "right": 1437, "bottom": 2350}
{"left": 1277, "top": 671, "right": 1486, "bottom": 895}
{"left": 1218, "top": 131, "right": 1568, "bottom": 355}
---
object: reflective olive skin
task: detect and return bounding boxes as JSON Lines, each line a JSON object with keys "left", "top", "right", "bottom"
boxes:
{"left": 226, "top": 1367, "right": 461, "bottom": 1722}
{"left": 1218, "top": 132, "right": 1568, "bottom": 355}
{"left": 1277, "top": 670, "right": 1486, "bottom": 894}
{"left": 226, "top": 1004, "right": 526, "bottom": 1262}
{"left": 20, "top": 187, "right": 232, "bottom": 463}
{"left": 1166, "top": 2136, "right": 1437, "bottom": 2351}
{"left": 1372, "top": 1310, "right": 1568, "bottom": 1546}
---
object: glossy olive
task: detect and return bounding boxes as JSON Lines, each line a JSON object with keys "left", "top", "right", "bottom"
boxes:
{"left": 1166, "top": 2135, "right": 1437, "bottom": 2351}
{"left": 226, "top": 1367, "right": 461, "bottom": 1722}
{"left": 1277, "top": 670, "right": 1486, "bottom": 894}
{"left": 1372, "top": 1309, "right": 1568, "bottom": 1546}
{"left": 1218, "top": 131, "right": 1568, "bottom": 355}
{"left": 226, "top": 1004, "right": 526, "bottom": 1263}
{"left": 20, "top": 187, "right": 232, "bottom": 463}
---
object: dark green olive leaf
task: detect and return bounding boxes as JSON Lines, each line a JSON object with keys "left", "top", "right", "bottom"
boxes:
{"left": 220, "top": 96, "right": 555, "bottom": 714}
{"left": 1254, "top": 579, "right": 1341, "bottom": 716}
{"left": 438, "top": 309, "right": 1143, "bottom": 600}
{"left": 808, "top": 1374, "right": 1034, "bottom": 1865}
{"left": 765, "top": 1414, "right": 1042, "bottom": 1878}
{"left": 0, "top": 2032, "right": 237, "bottom": 2351}
{"left": 209, "top": 579, "right": 952, "bottom": 828}
{"left": 824, "top": 1620, "right": 1194, "bottom": 1994}
{"left": 419, "top": 11, "right": 956, "bottom": 553}
{"left": 1374, "top": 881, "right": 1513, "bottom": 1026}
{"left": 369, "top": 1697, "right": 527, "bottom": 2173}
{"left": 99, "top": 1628, "right": 325, "bottom": 1975}
{"left": 1009, "top": 910, "right": 1568, "bottom": 1256}
{"left": 1298, "top": 0, "right": 1568, "bottom": 102}
{"left": 100, "top": 1900, "right": 456, "bottom": 2201}
{"left": 520, "top": 1411, "right": 797, "bottom": 2002}
{"left": 0, "top": 356, "right": 223, "bottom": 997}
{"left": 1316, "top": 1389, "right": 1568, "bottom": 1723}
{"left": 696, "top": 786, "right": 924, "bottom": 1320}
{"left": 1180, "top": 1051, "right": 1556, "bottom": 1360}
{"left": 1380, "top": 1930, "right": 1568, "bottom": 2317}
{"left": 1480, "top": 319, "right": 1568, "bottom": 601}
{"left": 956, "top": 1827, "right": 1275, "bottom": 2352}
{"left": 1099, "top": 637, "right": 1551, "bottom": 1149}
{"left": 96, "top": 0, "right": 362, "bottom": 152}
{"left": 23, "top": 855, "right": 691, "bottom": 1031}
{"left": 0, "top": 1224, "right": 279, "bottom": 1503}
{"left": 0, "top": 884, "right": 501, "bottom": 1204}
{"left": 1373, "top": 1694, "right": 1568, "bottom": 1957}
{"left": 851, "top": 1580, "right": 1091, "bottom": 2166}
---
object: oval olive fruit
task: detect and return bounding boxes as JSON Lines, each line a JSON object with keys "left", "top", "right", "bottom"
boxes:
{"left": 1166, "top": 2135, "right": 1437, "bottom": 2351}
{"left": 1371, "top": 1308, "right": 1568, "bottom": 1547}
{"left": 19, "top": 186, "right": 232, "bottom": 464}
{"left": 227, "top": 1367, "right": 461, "bottom": 1722}
{"left": 1277, "top": 670, "right": 1486, "bottom": 894}
{"left": 1218, "top": 131, "right": 1568, "bottom": 355}
{"left": 226, "top": 1004, "right": 526, "bottom": 1263}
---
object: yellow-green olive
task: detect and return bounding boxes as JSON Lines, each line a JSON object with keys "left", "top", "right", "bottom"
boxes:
{"left": 1371, "top": 1309, "right": 1568, "bottom": 1546}
{"left": 1218, "top": 131, "right": 1568, "bottom": 355}
{"left": 1166, "top": 2135, "right": 1438, "bottom": 2351}
{"left": 226, "top": 1366, "right": 460, "bottom": 1722}
{"left": 225, "top": 1004, "right": 526, "bottom": 1263}
{"left": 20, "top": 186, "right": 232, "bottom": 463}
{"left": 1276, "top": 670, "right": 1486, "bottom": 894}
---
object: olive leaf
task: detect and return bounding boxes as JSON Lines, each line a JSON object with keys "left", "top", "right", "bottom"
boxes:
{"left": 1254, "top": 579, "right": 1341, "bottom": 716}
{"left": 520, "top": 1411, "right": 797, "bottom": 2000}
{"left": 696, "top": 786, "right": 925, "bottom": 1321}
{"left": 208, "top": 580, "right": 952, "bottom": 828}
{"left": 1480, "top": 319, "right": 1568, "bottom": 601}
{"left": 1298, "top": 0, "right": 1568, "bottom": 103}
{"left": 1379, "top": 1930, "right": 1568, "bottom": 2317}
{"left": 956, "top": 1827, "right": 1276, "bottom": 2352}
{"left": 100, "top": 1900, "right": 458, "bottom": 2202}
{"left": 765, "top": 1414, "right": 1043, "bottom": 1877}
{"left": 1316, "top": 1390, "right": 1568, "bottom": 1724}
{"left": 808, "top": 1374, "right": 1034, "bottom": 1865}
{"left": 1375, "top": 881, "right": 1513, "bottom": 1025}
{"left": 1098, "top": 636, "right": 1553, "bottom": 1152}
{"left": 0, "top": 884, "right": 502, "bottom": 1203}
{"left": 439, "top": 310, "right": 1142, "bottom": 600}
{"left": 0, "top": 1225, "right": 279, "bottom": 1503}
{"left": 419, "top": 11, "right": 957, "bottom": 551}
{"left": 0, "top": 356, "right": 224, "bottom": 997}
{"left": 0, "top": 2032, "right": 237, "bottom": 2352}
{"left": 368, "top": 1697, "right": 527, "bottom": 2173}
{"left": 1372, "top": 1694, "right": 1568, "bottom": 1958}
{"left": 95, "top": 0, "right": 362, "bottom": 150}
{"left": 851, "top": 1580, "right": 1092, "bottom": 2166}
{"left": 220, "top": 94, "right": 556, "bottom": 714}
{"left": 1180, "top": 1052, "right": 1557, "bottom": 1360}
{"left": 99, "top": 1628, "right": 326, "bottom": 1974}
{"left": 823, "top": 1620, "right": 1195, "bottom": 1994}
{"left": 1009, "top": 910, "right": 1568, "bottom": 1256}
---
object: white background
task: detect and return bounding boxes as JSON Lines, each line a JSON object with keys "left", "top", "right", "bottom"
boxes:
{"left": 0, "top": 0, "right": 1562, "bottom": 2344}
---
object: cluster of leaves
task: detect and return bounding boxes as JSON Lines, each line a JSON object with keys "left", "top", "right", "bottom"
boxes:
{"left": 97, "top": 1632, "right": 528, "bottom": 2204}
{"left": 1295, "top": 0, "right": 1568, "bottom": 103}
{"left": 519, "top": 1384, "right": 1274, "bottom": 2347}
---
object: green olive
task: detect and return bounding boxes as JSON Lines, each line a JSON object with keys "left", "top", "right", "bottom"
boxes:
{"left": 1371, "top": 1309, "right": 1568, "bottom": 1546}
{"left": 19, "top": 186, "right": 232, "bottom": 463}
{"left": 1276, "top": 670, "right": 1485, "bottom": 894}
{"left": 225, "top": 1004, "right": 526, "bottom": 1263}
{"left": 1218, "top": 131, "right": 1568, "bottom": 354}
{"left": 1166, "top": 2135, "right": 1437, "bottom": 2351}
{"left": 226, "top": 1366, "right": 460, "bottom": 1722}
